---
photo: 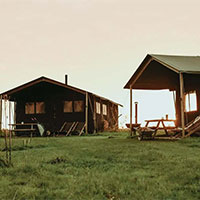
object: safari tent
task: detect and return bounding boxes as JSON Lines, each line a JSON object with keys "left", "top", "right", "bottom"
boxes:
{"left": 124, "top": 54, "right": 200, "bottom": 137}
{"left": 0, "top": 76, "right": 121, "bottom": 135}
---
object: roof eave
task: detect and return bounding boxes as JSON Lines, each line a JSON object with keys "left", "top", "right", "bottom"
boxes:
{"left": 123, "top": 54, "right": 182, "bottom": 89}
{"left": 1, "top": 76, "right": 122, "bottom": 107}
{"left": 0, "top": 76, "right": 86, "bottom": 97}
{"left": 123, "top": 54, "right": 152, "bottom": 89}
{"left": 92, "top": 93, "right": 123, "bottom": 107}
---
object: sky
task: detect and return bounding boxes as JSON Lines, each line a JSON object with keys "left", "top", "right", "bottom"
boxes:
{"left": 0, "top": 0, "right": 200, "bottom": 128}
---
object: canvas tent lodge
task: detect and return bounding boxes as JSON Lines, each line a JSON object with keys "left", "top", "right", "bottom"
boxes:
{"left": 0, "top": 75, "right": 121, "bottom": 136}
{"left": 124, "top": 54, "right": 200, "bottom": 138}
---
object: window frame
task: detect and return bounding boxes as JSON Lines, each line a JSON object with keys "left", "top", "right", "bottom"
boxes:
{"left": 96, "top": 102, "right": 101, "bottom": 114}
{"left": 185, "top": 91, "right": 197, "bottom": 112}
{"left": 102, "top": 104, "right": 107, "bottom": 116}
{"left": 36, "top": 102, "right": 45, "bottom": 114}
{"left": 25, "top": 102, "right": 45, "bottom": 115}
{"left": 25, "top": 102, "right": 35, "bottom": 114}
{"left": 74, "top": 100, "right": 84, "bottom": 112}
{"left": 63, "top": 101, "right": 73, "bottom": 113}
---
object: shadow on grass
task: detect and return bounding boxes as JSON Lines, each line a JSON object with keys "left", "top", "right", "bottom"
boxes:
{"left": 0, "top": 159, "right": 9, "bottom": 168}
{"left": 8, "top": 144, "right": 47, "bottom": 152}
{"left": 187, "top": 144, "right": 200, "bottom": 148}
{"left": 126, "top": 136, "right": 178, "bottom": 142}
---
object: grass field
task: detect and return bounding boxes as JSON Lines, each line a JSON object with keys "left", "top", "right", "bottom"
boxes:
{"left": 0, "top": 132, "right": 200, "bottom": 200}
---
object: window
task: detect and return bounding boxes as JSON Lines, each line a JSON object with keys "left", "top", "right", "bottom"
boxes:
{"left": 64, "top": 101, "right": 73, "bottom": 113}
{"left": 25, "top": 102, "right": 34, "bottom": 114}
{"left": 96, "top": 102, "right": 101, "bottom": 114}
{"left": 36, "top": 102, "right": 45, "bottom": 114}
{"left": 103, "top": 104, "right": 107, "bottom": 115}
{"left": 25, "top": 102, "right": 45, "bottom": 114}
{"left": 185, "top": 91, "right": 197, "bottom": 112}
{"left": 74, "top": 101, "right": 84, "bottom": 112}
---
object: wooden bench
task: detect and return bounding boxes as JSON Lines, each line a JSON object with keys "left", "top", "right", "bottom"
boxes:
{"left": 136, "top": 127, "right": 155, "bottom": 140}
{"left": 13, "top": 129, "right": 36, "bottom": 132}
{"left": 10, "top": 123, "right": 38, "bottom": 136}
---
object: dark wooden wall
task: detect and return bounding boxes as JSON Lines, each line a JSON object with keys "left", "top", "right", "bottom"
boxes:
{"left": 11, "top": 82, "right": 118, "bottom": 133}
{"left": 14, "top": 82, "right": 85, "bottom": 132}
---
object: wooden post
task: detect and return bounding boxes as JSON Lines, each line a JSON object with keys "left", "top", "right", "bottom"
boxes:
{"left": 135, "top": 102, "right": 138, "bottom": 124}
{"left": 4, "top": 98, "right": 8, "bottom": 163}
{"left": 0, "top": 95, "right": 2, "bottom": 131}
{"left": 14, "top": 102, "right": 16, "bottom": 124}
{"left": 175, "top": 89, "right": 181, "bottom": 127}
{"left": 179, "top": 73, "right": 185, "bottom": 137}
{"left": 130, "top": 86, "right": 133, "bottom": 136}
{"left": 188, "top": 93, "right": 191, "bottom": 112}
{"left": 93, "top": 99, "right": 97, "bottom": 133}
{"left": 85, "top": 92, "right": 88, "bottom": 134}
{"left": 8, "top": 100, "right": 12, "bottom": 164}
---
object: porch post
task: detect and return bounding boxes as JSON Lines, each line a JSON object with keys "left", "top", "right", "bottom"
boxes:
{"left": 174, "top": 90, "right": 181, "bottom": 127}
{"left": 0, "top": 95, "right": 2, "bottom": 131}
{"left": 135, "top": 102, "right": 138, "bottom": 124}
{"left": 179, "top": 73, "right": 185, "bottom": 137}
{"left": 8, "top": 99, "right": 12, "bottom": 163}
{"left": 130, "top": 86, "right": 133, "bottom": 136}
{"left": 14, "top": 102, "right": 17, "bottom": 124}
{"left": 85, "top": 92, "right": 88, "bottom": 134}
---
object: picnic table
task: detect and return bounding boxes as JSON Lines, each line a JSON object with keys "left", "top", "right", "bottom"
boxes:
{"left": 126, "top": 119, "right": 177, "bottom": 140}
{"left": 145, "top": 119, "right": 176, "bottom": 136}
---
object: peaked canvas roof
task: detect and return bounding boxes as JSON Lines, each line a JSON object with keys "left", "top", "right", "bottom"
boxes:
{"left": 124, "top": 54, "right": 200, "bottom": 89}
{"left": 1, "top": 76, "right": 122, "bottom": 106}
{"left": 151, "top": 54, "right": 200, "bottom": 73}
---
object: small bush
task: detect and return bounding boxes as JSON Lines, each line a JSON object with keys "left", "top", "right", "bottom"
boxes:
{"left": 48, "top": 157, "right": 67, "bottom": 164}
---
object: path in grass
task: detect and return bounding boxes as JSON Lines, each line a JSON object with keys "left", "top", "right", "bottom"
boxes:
{"left": 0, "top": 132, "right": 200, "bottom": 200}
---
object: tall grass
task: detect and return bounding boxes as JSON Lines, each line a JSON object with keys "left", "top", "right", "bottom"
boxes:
{"left": 0, "top": 132, "right": 200, "bottom": 199}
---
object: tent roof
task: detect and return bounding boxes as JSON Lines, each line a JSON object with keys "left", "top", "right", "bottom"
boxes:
{"left": 124, "top": 54, "right": 200, "bottom": 89}
{"left": 150, "top": 54, "right": 200, "bottom": 73}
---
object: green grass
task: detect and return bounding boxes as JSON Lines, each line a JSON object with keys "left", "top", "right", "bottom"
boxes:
{"left": 0, "top": 132, "right": 200, "bottom": 200}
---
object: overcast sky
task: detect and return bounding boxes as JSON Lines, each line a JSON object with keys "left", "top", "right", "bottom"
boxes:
{"left": 1, "top": 0, "right": 200, "bottom": 126}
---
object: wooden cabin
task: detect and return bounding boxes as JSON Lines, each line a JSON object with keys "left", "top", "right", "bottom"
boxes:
{"left": 0, "top": 76, "right": 121, "bottom": 134}
{"left": 124, "top": 54, "right": 200, "bottom": 137}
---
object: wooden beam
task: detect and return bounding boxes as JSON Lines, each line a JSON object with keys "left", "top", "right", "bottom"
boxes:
{"left": 188, "top": 93, "right": 191, "bottom": 112}
{"left": 135, "top": 102, "right": 138, "bottom": 124}
{"left": 8, "top": 100, "right": 12, "bottom": 163}
{"left": 85, "top": 92, "right": 88, "bottom": 134}
{"left": 0, "top": 95, "right": 2, "bottom": 131}
{"left": 88, "top": 95, "right": 96, "bottom": 133}
{"left": 130, "top": 86, "right": 133, "bottom": 136}
{"left": 130, "top": 58, "right": 153, "bottom": 88}
{"left": 14, "top": 102, "right": 16, "bottom": 125}
{"left": 175, "top": 89, "right": 181, "bottom": 127}
{"left": 93, "top": 98, "right": 97, "bottom": 133}
{"left": 179, "top": 73, "right": 185, "bottom": 137}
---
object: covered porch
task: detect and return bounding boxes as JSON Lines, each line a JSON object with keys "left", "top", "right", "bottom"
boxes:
{"left": 124, "top": 54, "right": 200, "bottom": 138}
